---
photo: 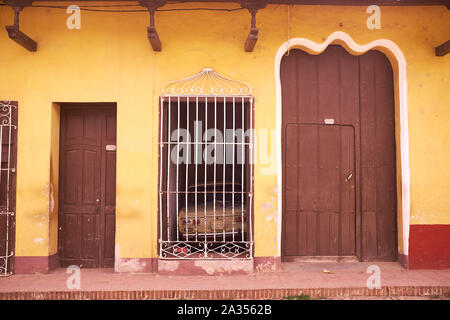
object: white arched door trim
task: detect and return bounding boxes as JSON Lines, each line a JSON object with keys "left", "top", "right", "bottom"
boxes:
{"left": 274, "top": 31, "right": 410, "bottom": 259}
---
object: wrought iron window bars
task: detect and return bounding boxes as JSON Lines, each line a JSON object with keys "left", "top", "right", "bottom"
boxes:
{"left": 0, "top": 101, "right": 17, "bottom": 276}
{"left": 159, "top": 69, "right": 254, "bottom": 259}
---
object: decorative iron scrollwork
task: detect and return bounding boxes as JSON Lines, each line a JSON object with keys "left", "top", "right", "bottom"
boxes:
{"left": 162, "top": 68, "right": 252, "bottom": 97}
{"left": 0, "top": 101, "right": 16, "bottom": 127}
{"left": 160, "top": 241, "right": 253, "bottom": 260}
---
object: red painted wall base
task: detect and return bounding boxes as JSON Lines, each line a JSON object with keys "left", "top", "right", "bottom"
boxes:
{"left": 409, "top": 224, "right": 450, "bottom": 269}
{"left": 14, "top": 254, "right": 59, "bottom": 274}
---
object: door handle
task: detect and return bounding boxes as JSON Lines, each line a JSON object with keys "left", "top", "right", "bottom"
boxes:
{"left": 96, "top": 198, "right": 100, "bottom": 213}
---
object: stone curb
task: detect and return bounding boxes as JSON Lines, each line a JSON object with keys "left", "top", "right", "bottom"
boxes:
{"left": 0, "top": 286, "right": 449, "bottom": 300}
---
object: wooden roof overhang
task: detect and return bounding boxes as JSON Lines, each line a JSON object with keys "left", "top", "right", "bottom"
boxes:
{"left": 1, "top": 0, "right": 449, "bottom": 54}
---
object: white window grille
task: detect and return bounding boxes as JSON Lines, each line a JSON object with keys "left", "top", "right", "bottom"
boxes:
{"left": 0, "top": 101, "right": 17, "bottom": 276}
{"left": 159, "top": 69, "right": 254, "bottom": 259}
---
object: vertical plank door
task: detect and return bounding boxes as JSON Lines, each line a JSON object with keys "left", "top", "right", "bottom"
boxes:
{"left": 283, "top": 124, "right": 355, "bottom": 256}
{"left": 58, "top": 105, "right": 116, "bottom": 268}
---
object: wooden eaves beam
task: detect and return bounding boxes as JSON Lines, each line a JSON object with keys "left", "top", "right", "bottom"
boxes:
{"left": 240, "top": 1, "right": 267, "bottom": 52}
{"left": 436, "top": 40, "right": 450, "bottom": 56}
{"left": 138, "top": 0, "right": 166, "bottom": 51}
{"left": 3, "top": 0, "right": 37, "bottom": 52}
{"left": 436, "top": 0, "right": 450, "bottom": 56}
{"left": 2, "top": 0, "right": 447, "bottom": 53}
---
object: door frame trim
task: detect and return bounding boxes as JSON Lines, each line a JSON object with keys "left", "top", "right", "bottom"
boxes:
{"left": 274, "top": 31, "right": 410, "bottom": 260}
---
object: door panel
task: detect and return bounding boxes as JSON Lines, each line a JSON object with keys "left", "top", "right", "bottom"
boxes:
{"left": 284, "top": 124, "right": 355, "bottom": 256}
{"left": 359, "top": 51, "right": 398, "bottom": 260}
{"left": 59, "top": 105, "right": 116, "bottom": 268}
{"left": 281, "top": 46, "right": 397, "bottom": 261}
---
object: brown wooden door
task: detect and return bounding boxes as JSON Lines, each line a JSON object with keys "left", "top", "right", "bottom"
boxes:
{"left": 284, "top": 124, "right": 355, "bottom": 256}
{"left": 58, "top": 104, "right": 116, "bottom": 268}
{"left": 281, "top": 46, "right": 397, "bottom": 261}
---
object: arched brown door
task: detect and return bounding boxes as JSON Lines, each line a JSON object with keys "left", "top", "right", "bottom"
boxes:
{"left": 281, "top": 46, "right": 397, "bottom": 261}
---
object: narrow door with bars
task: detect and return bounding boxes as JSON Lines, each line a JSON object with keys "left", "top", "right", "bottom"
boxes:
{"left": 0, "top": 101, "right": 17, "bottom": 276}
{"left": 158, "top": 69, "right": 254, "bottom": 260}
{"left": 58, "top": 104, "right": 116, "bottom": 268}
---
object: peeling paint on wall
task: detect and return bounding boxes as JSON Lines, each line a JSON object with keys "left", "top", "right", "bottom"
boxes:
{"left": 158, "top": 260, "right": 180, "bottom": 272}
{"left": 270, "top": 187, "right": 278, "bottom": 196}
{"left": 262, "top": 203, "right": 277, "bottom": 223}
{"left": 41, "top": 183, "right": 54, "bottom": 214}
{"left": 49, "top": 184, "right": 55, "bottom": 214}
{"left": 33, "top": 238, "right": 45, "bottom": 245}
{"left": 193, "top": 260, "right": 253, "bottom": 275}
{"left": 114, "top": 244, "right": 149, "bottom": 273}
{"left": 115, "top": 258, "right": 148, "bottom": 273}
{"left": 255, "top": 260, "right": 277, "bottom": 272}
{"left": 262, "top": 203, "right": 273, "bottom": 210}
{"left": 265, "top": 213, "right": 277, "bottom": 223}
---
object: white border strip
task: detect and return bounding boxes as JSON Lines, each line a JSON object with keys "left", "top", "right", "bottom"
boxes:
{"left": 274, "top": 31, "right": 410, "bottom": 257}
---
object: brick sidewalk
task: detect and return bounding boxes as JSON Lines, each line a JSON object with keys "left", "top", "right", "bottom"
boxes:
{"left": 1, "top": 262, "right": 449, "bottom": 299}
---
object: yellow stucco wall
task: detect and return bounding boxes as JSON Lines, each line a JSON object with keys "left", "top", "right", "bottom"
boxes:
{"left": 0, "top": 2, "right": 448, "bottom": 259}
